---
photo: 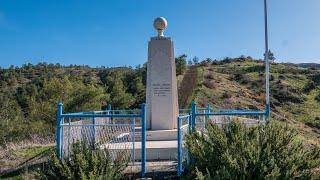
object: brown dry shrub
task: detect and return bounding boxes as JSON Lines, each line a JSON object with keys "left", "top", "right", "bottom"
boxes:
{"left": 205, "top": 73, "right": 214, "bottom": 80}
{"left": 222, "top": 91, "right": 232, "bottom": 99}
{"left": 203, "top": 80, "right": 216, "bottom": 89}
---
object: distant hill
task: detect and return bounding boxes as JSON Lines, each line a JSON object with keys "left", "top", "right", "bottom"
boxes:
{"left": 297, "top": 63, "right": 320, "bottom": 69}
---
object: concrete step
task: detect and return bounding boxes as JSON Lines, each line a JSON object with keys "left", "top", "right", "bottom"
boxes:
{"left": 134, "top": 129, "right": 178, "bottom": 141}
{"left": 101, "top": 140, "right": 178, "bottom": 160}
{"left": 133, "top": 125, "right": 188, "bottom": 141}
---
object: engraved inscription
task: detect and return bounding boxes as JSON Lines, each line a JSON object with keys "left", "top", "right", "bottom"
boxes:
{"left": 152, "top": 83, "right": 171, "bottom": 96}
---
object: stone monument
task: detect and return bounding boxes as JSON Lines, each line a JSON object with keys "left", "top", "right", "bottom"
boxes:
{"left": 146, "top": 17, "right": 179, "bottom": 130}
{"left": 106, "top": 18, "right": 180, "bottom": 160}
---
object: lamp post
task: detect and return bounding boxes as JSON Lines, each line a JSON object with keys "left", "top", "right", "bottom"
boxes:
{"left": 264, "top": 0, "right": 270, "bottom": 121}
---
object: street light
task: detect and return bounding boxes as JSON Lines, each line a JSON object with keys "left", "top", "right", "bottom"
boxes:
{"left": 264, "top": 0, "right": 270, "bottom": 121}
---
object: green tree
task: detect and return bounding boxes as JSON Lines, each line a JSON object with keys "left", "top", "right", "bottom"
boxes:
{"left": 265, "top": 50, "right": 276, "bottom": 63}
{"left": 176, "top": 54, "right": 187, "bottom": 75}
{"left": 192, "top": 56, "right": 199, "bottom": 65}
{"left": 130, "top": 76, "right": 145, "bottom": 107}
{"left": 110, "top": 78, "right": 135, "bottom": 109}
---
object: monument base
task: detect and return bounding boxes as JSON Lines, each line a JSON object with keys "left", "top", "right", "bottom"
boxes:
{"left": 101, "top": 128, "right": 188, "bottom": 160}
{"left": 139, "top": 129, "right": 178, "bottom": 141}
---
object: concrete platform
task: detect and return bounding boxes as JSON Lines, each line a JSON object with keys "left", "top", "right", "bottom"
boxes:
{"left": 99, "top": 126, "right": 190, "bottom": 160}
{"left": 134, "top": 125, "right": 188, "bottom": 141}
{"left": 101, "top": 140, "right": 178, "bottom": 160}
{"left": 135, "top": 129, "right": 178, "bottom": 141}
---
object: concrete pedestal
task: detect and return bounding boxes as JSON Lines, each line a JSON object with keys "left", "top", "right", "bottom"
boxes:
{"left": 102, "top": 140, "right": 178, "bottom": 160}
{"left": 101, "top": 125, "right": 189, "bottom": 160}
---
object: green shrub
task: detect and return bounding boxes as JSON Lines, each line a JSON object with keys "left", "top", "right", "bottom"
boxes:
{"left": 184, "top": 121, "right": 320, "bottom": 179}
{"left": 38, "top": 142, "right": 127, "bottom": 180}
{"left": 271, "top": 82, "right": 305, "bottom": 104}
{"left": 303, "top": 81, "right": 317, "bottom": 93}
{"left": 278, "top": 74, "right": 286, "bottom": 80}
{"left": 232, "top": 73, "right": 249, "bottom": 84}
{"left": 245, "top": 65, "right": 265, "bottom": 73}
{"left": 315, "top": 93, "right": 320, "bottom": 102}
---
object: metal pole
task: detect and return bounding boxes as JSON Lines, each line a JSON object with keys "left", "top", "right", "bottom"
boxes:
{"left": 141, "top": 103, "right": 146, "bottom": 177}
{"left": 188, "top": 113, "right": 191, "bottom": 133}
{"left": 205, "top": 104, "right": 211, "bottom": 129}
{"left": 56, "top": 102, "right": 63, "bottom": 159}
{"left": 191, "top": 101, "right": 197, "bottom": 131}
{"left": 264, "top": 0, "right": 270, "bottom": 121}
{"left": 92, "top": 112, "right": 96, "bottom": 148}
{"left": 132, "top": 118, "right": 136, "bottom": 165}
{"left": 177, "top": 117, "right": 182, "bottom": 176}
{"left": 106, "top": 104, "right": 111, "bottom": 124}
{"left": 187, "top": 115, "right": 190, "bottom": 165}
{"left": 107, "top": 104, "right": 113, "bottom": 124}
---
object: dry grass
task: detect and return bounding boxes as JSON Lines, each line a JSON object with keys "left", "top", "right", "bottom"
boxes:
{"left": 0, "top": 140, "right": 54, "bottom": 176}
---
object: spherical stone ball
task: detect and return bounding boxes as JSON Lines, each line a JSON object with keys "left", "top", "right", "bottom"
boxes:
{"left": 153, "top": 17, "right": 168, "bottom": 31}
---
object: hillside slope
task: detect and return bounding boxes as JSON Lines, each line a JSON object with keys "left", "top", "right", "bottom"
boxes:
{"left": 0, "top": 59, "right": 319, "bottom": 147}
{"left": 191, "top": 59, "right": 320, "bottom": 145}
{"left": 1, "top": 58, "right": 320, "bottom": 176}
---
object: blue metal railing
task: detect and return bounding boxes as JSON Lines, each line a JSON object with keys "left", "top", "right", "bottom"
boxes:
{"left": 177, "top": 101, "right": 267, "bottom": 176}
{"left": 56, "top": 102, "right": 147, "bottom": 177}
{"left": 177, "top": 114, "right": 191, "bottom": 176}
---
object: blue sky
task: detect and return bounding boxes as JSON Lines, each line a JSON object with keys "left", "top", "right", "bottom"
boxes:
{"left": 0, "top": 0, "right": 319, "bottom": 68}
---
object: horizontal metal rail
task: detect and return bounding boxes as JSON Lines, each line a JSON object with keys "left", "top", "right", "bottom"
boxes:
{"left": 61, "top": 114, "right": 141, "bottom": 118}
{"left": 179, "top": 108, "right": 210, "bottom": 111}
{"left": 61, "top": 123, "right": 136, "bottom": 127}
{"left": 56, "top": 102, "right": 147, "bottom": 177}
{"left": 64, "top": 110, "right": 140, "bottom": 115}
{"left": 196, "top": 111, "right": 266, "bottom": 116}
{"left": 178, "top": 115, "right": 191, "bottom": 119}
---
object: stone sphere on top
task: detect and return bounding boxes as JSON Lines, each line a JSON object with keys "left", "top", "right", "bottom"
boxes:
{"left": 153, "top": 17, "right": 167, "bottom": 37}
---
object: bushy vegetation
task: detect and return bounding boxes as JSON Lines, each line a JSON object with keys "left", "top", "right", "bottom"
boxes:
{"left": 315, "top": 93, "right": 320, "bottom": 102}
{"left": 184, "top": 121, "right": 320, "bottom": 179}
{"left": 0, "top": 63, "right": 146, "bottom": 146}
{"left": 231, "top": 72, "right": 249, "bottom": 84}
{"left": 176, "top": 54, "right": 188, "bottom": 75}
{"left": 38, "top": 142, "right": 127, "bottom": 180}
{"left": 271, "top": 81, "right": 305, "bottom": 105}
{"left": 1, "top": 56, "right": 320, "bottom": 147}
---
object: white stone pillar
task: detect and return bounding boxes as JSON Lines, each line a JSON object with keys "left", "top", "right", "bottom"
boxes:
{"left": 146, "top": 17, "right": 179, "bottom": 130}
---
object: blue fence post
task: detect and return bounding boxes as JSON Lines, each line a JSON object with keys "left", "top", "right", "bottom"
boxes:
{"left": 265, "top": 103, "right": 270, "bottom": 123}
{"left": 207, "top": 104, "right": 211, "bottom": 113}
{"left": 107, "top": 104, "right": 113, "bottom": 124}
{"left": 107, "top": 104, "right": 112, "bottom": 112}
{"left": 92, "top": 111, "right": 96, "bottom": 148}
{"left": 191, "top": 101, "right": 197, "bottom": 131}
{"left": 141, "top": 103, "right": 147, "bottom": 177}
{"left": 56, "top": 102, "right": 63, "bottom": 159}
{"left": 187, "top": 115, "right": 191, "bottom": 165}
{"left": 205, "top": 104, "right": 211, "bottom": 129}
{"left": 132, "top": 116, "right": 136, "bottom": 165}
{"left": 177, "top": 117, "right": 183, "bottom": 176}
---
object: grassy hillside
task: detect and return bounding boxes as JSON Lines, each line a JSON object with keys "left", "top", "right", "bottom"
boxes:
{"left": 0, "top": 57, "right": 319, "bottom": 147}
{"left": 1, "top": 57, "right": 320, "bottom": 177}
{"left": 190, "top": 58, "right": 320, "bottom": 145}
